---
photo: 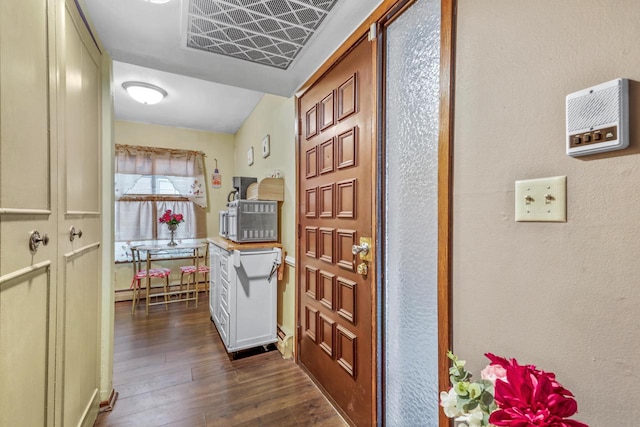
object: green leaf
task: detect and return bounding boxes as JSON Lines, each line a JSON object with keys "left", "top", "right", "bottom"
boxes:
{"left": 462, "top": 400, "right": 478, "bottom": 412}
{"left": 454, "top": 381, "right": 469, "bottom": 397}
{"left": 467, "top": 383, "right": 482, "bottom": 400}
{"left": 480, "top": 379, "right": 494, "bottom": 388}
{"left": 480, "top": 391, "right": 494, "bottom": 406}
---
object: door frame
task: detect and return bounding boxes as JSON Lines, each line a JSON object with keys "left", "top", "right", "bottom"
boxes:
{"left": 375, "top": 0, "right": 455, "bottom": 425}
{"left": 295, "top": 0, "right": 455, "bottom": 425}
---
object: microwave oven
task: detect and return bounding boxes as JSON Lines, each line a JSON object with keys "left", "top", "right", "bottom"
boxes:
{"left": 220, "top": 200, "right": 278, "bottom": 243}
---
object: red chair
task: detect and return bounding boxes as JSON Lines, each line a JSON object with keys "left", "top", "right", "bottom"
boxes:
{"left": 179, "top": 245, "right": 209, "bottom": 307}
{"left": 130, "top": 248, "right": 171, "bottom": 314}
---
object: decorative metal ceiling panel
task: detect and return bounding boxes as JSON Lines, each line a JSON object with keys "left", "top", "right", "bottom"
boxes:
{"left": 184, "top": 0, "right": 340, "bottom": 69}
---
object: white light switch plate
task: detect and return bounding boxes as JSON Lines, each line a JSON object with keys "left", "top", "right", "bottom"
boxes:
{"left": 515, "top": 176, "right": 567, "bottom": 222}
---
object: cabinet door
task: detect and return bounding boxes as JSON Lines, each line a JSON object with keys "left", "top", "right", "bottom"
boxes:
{"left": 57, "top": 1, "right": 102, "bottom": 425}
{"left": 209, "top": 244, "right": 216, "bottom": 317}
{"left": 0, "top": 1, "right": 57, "bottom": 425}
{"left": 218, "top": 306, "right": 230, "bottom": 345}
{"left": 212, "top": 247, "right": 222, "bottom": 325}
{"left": 232, "top": 250, "right": 277, "bottom": 350}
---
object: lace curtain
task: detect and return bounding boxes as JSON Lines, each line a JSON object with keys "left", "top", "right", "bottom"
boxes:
{"left": 115, "top": 144, "right": 207, "bottom": 208}
{"left": 114, "top": 199, "right": 206, "bottom": 262}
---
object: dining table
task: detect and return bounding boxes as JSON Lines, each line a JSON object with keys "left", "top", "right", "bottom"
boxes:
{"left": 133, "top": 239, "right": 208, "bottom": 314}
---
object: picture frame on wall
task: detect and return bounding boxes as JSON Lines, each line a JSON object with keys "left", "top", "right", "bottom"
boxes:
{"left": 247, "top": 146, "right": 254, "bottom": 166}
{"left": 262, "top": 135, "right": 270, "bottom": 158}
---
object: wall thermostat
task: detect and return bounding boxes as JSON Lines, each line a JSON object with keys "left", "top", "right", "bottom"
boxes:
{"left": 566, "top": 78, "right": 628, "bottom": 157}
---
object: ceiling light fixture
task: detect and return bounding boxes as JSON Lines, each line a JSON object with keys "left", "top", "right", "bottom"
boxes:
{"left": 122, "top": 82, "right": 167, "bottom": 105}
{"left": 143, "top": 0, "right": 172, "bottom": 4}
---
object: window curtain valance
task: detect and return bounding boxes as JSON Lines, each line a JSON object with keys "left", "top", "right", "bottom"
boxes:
{"left": 114, "top": 144, "right": 207, "bottom": 208}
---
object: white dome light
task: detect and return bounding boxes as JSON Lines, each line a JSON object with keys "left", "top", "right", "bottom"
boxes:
{"left": 122, "top": 82, "right": 167, "bottom": 105}
{"left": 144, "top": 0, "right": 172, "bottom": 4}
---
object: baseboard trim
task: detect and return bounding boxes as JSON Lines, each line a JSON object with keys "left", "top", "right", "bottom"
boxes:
{"left": 276, "top": 325, "right": 293, "bottom": 359}
{"left": 99, "top": 388, "right": 118, "bottom": 413}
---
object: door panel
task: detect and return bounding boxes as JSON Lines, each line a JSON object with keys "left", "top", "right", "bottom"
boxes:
{"left": 63, "top": 245, "right": 101, "bottom": 426}
{"left": 0, "top": 0, "right": 50, "bottom": 210}
{"left": 0, "top": 268, "right": 52, "bottom": 427}
{"left": 64, "top": 5, "right": 101, "bottom": 215}
{"left": 298, "top": 38, "right": 374, "bottom": 427}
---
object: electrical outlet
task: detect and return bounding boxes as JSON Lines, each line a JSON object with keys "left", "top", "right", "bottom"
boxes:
{"left": 515, "top": 176, "right": 567, "bottom": 222}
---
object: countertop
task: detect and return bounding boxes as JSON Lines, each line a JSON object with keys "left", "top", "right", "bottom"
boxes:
{"left": 208, "top": 236, "right": 283, "bottom": 252}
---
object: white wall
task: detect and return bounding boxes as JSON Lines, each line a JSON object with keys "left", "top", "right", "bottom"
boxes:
{"left": 453, "top": 1, "right": 640, "bottom": 423}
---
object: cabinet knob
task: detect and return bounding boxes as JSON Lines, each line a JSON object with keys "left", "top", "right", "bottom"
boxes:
{"left": 69, "top": 226, "right": 83, "bottom": 242}
{"left": 29, "top": 230, "right": 50, "bottom": 252}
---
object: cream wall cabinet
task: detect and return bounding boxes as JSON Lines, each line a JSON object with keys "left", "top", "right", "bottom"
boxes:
{"left": 0, "top": 1, "right": 103, "bottom": 425}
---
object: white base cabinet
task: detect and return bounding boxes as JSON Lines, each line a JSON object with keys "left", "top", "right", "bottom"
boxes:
{"left": 209, "top": 241, "right": 280, "bottom": 353}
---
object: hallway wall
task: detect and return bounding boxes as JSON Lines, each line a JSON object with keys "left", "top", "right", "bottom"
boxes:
{"left": 233, "top": 94, "right": 296, "bottom": 346}
{"left": 453, "top": 1, "right": 640, "bottom": 423}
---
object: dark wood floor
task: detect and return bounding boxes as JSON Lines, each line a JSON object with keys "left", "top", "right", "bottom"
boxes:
{"left": 95, "top": 299, "right": 347, "bottom": 427}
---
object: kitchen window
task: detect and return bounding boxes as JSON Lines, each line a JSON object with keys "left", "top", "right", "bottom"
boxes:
{"left": 114, "top": 145, "right": 208, "bottom": 262}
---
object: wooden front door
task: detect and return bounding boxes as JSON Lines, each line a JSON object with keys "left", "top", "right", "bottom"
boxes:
{"left": 297, "top": 37, "right": 375, "bottom": 426}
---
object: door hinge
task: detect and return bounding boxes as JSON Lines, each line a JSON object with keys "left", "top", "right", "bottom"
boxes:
{"left": 298, "top": 224, "right": 301, "bottom": 239}
{"left": 368, "top": 23, "right": 377, "bottom": 41}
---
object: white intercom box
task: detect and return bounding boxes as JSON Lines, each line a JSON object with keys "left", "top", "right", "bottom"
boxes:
{"left": 566, "top": 78, "right": 629, "bottom": 157}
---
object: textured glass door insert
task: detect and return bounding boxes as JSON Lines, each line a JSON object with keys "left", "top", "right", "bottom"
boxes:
{"left": 383, "top": 0, "right": 441, "bottom": 424}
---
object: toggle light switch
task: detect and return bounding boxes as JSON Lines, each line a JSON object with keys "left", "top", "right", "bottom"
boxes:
{"left": 515, "top": 176, "right": 567, "bottom": 222}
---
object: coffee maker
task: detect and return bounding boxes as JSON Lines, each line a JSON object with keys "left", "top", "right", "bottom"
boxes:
{"left": 228, "top": 176, "right": 257, "bottom": 202}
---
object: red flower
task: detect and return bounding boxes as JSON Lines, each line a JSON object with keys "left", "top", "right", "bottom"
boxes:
{"left": 158, "top": 209, "right": 184, "bottom": 225}
{"left": 485, "top": 353, "right": 588, "bottom": 427}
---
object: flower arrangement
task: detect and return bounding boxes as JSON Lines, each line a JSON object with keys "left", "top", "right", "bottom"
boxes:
{"left": 159, "top": 210, "right": 184, "bottom": 246}
{"left": 158, "top": 209, "right": 184, "bottom": 227}
{"left": 440, "top": 351, "right": 588, "bottom": 427}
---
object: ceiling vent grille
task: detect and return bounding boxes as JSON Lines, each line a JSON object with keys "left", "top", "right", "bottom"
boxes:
{"left": 184, "top": 0, "right": 339, "bottom": 69}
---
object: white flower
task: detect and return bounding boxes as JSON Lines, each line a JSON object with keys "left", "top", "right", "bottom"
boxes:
{"left": 440, "top": 388, "right": 462, "bottom": 418}
{"left": 466, "top": 408, "right": 485, "bottom": 427}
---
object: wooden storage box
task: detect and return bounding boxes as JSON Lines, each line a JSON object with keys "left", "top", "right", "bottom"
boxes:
{"left": 246, "top": 178, "right": 284, "bottom": 201}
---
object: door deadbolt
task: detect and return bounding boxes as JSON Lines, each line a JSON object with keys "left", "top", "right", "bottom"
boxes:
{"left": 356, "top": 262, "right": 368, "bottom": 277}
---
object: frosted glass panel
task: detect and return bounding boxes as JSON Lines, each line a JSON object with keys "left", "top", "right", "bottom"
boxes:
{"left": 384, "top": 0, "right": 441, "bottom": 425}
